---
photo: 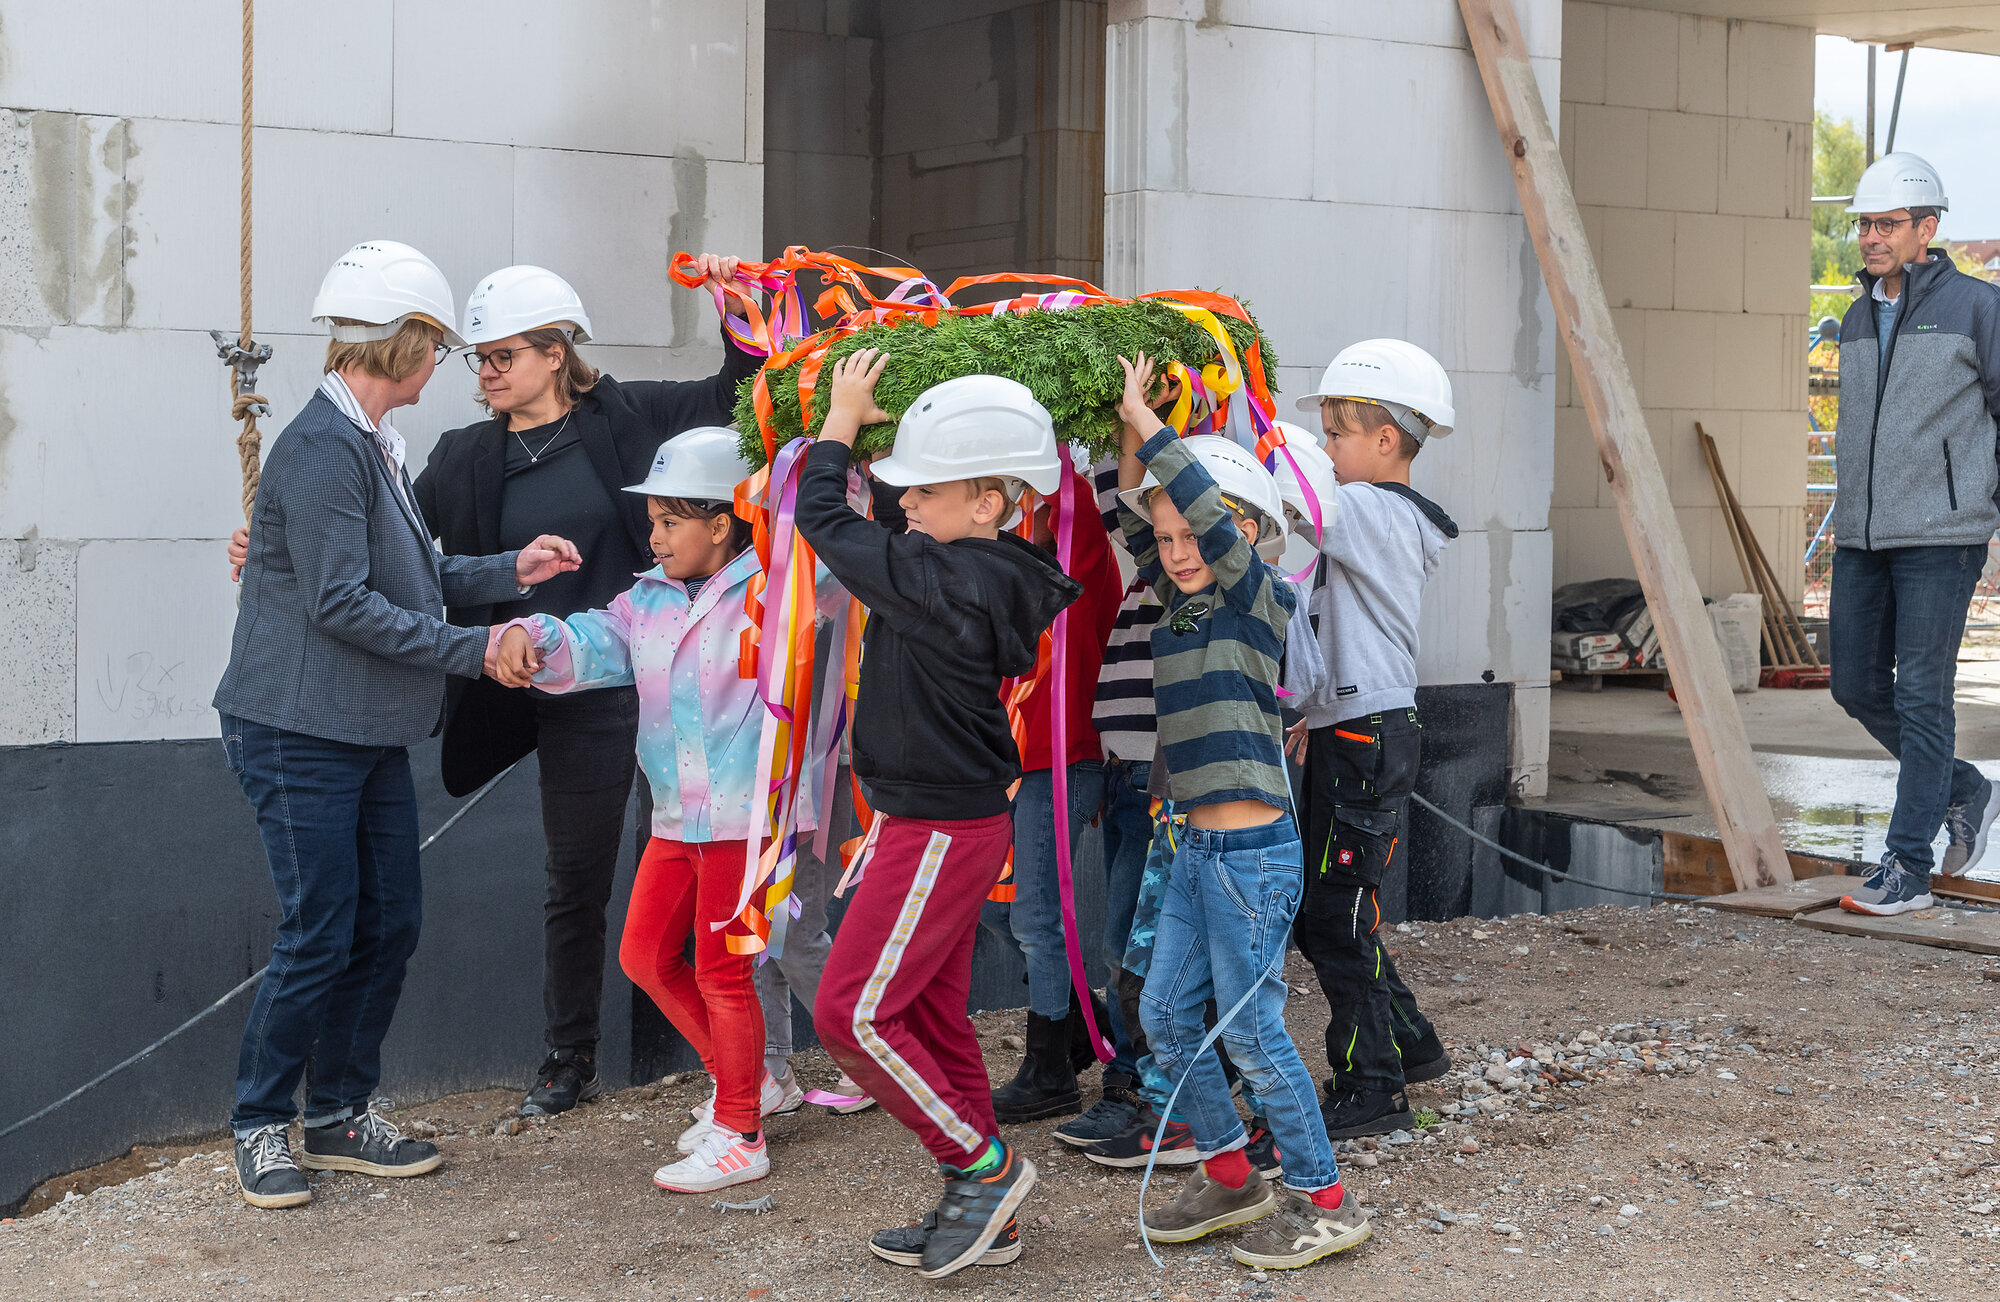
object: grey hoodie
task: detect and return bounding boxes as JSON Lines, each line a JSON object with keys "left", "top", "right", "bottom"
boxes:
{"left": 1298, "top": 481, "right": 1458, "bottom": 728}
{"left": 1830, "top": 252, "right": 2000, "bottom": 551}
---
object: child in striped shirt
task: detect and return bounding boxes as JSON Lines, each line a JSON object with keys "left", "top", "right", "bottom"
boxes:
{"left": 1112, "top": 354, "right": 1367, "bottom": 1272}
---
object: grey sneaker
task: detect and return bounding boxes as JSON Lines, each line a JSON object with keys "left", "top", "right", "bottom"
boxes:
{"left": 234, "top": 1123, "right": 310, "bottom": 1209}
{"left": 1231, "top": 1191, "right": 1371, "bottom": 1269}
{"left": 300, "top": 1108, "right": 443, "bottom": 1178}
{"left": 1839, "top": 855, "right": 1935, "bottom": 917}
{"left": 1142, "top": 1165, "right": 1276, "bottom": 1243}
{"left": 869, "top": 1212, "right": 1020, "bottom": 1267}
{"left": 1942, "top": 779, "right": 2000, "bottom": 877}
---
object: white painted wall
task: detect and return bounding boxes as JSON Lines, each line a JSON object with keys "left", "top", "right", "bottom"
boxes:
{"left": 0, "top": 0, "right": 765, "bottom": 745}
{"left": 1104, "top": 0, "right": 1562, "bottom": 795}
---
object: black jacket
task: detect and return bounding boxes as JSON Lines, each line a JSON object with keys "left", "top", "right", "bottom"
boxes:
{"left": 794, "top": 441, "right": 1082, "bottom": 820}
{"left": 412, "top": 343, "right": 760, "bottom": 793}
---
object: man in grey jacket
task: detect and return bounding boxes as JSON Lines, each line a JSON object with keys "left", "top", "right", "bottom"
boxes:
{"left": 213, "top": 242, "right": 580, "bottom": 1209}
{"left": 1827, "top": 154, "right": 2000, "bottom": 916}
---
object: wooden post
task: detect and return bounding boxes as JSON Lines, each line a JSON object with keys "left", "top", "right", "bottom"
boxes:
{"left": 1458, "top": 0, "right": 1792, "bottom": 890}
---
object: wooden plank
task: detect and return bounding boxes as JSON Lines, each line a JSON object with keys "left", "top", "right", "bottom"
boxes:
{"left": 1932, "top": 875, "right": 2000, "bottom": 905}
{"left": 1796, "top": 905, "right": 2000, "bottom": 956}
{"left": 1458, "top": 0, "right": 1792, "bottom": 891}
{"left": 1667, "top": 832, "right": 1853, "bottom": 900}
{"left": 1701, "top": 874, "right": 1856, "bottom": 918}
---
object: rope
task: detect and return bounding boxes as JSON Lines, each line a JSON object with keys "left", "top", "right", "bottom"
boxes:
{"left": 231, "top": 0, "right": 264, "bottom": 523}
{"left": 1408, "top": 791, "right": 1703, "bottom": 903}
{"left": 0, "top": 760, "right": 520, "bottom": 1147}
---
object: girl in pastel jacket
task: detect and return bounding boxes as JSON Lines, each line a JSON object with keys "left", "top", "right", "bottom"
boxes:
{"left": 492, "top": 446, "right": 781, "bottom": 1197}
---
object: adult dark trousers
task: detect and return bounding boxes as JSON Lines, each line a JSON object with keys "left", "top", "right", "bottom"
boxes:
{"left": 1293, "top": 709, "right": 1442, "bottom": 1096}
{"left": 1829, "top": 544, "right": 1988, "bottom": 873}
{"left": 222, "top": 715, "right": 424, "bottom": 1134}
{"left": 535, "top": 687, "right": 640, "bottom": 1057}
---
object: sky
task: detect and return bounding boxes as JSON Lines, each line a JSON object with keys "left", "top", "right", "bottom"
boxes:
{"left": 1815, "top": 35, "right": 2000, "bottom": 239}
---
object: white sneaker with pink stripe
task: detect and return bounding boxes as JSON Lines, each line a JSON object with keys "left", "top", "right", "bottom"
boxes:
{"left": 652, "top": 1128, "right": 769, "bottom": 1193}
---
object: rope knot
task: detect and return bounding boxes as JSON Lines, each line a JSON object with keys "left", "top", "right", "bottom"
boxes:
{"left": 231, "top": 393, "right": 268, "bottom": 423}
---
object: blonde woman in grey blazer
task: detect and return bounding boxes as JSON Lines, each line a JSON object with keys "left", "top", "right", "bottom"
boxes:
{"left": 213, "top": 241, "right": 579, "bottom": 1210}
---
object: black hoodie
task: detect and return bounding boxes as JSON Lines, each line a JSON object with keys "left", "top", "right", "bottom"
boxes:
{"left": 795, "top": 441, "right": 1083, "bottom": 820}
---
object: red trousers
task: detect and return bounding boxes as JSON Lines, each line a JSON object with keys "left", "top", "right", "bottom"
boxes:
{"left": 620, "top": 837, "right": 765, "bottom": 1136}
{"left": 815, "top": 812, "right": 1013, "bottom": 1165}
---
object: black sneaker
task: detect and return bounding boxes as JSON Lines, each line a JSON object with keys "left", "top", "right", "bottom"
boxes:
{"left": 521, "top": 1051, "right": 602, "bottom": 1117}
{"left": 300, "top": 1109, "right": 443, "bottom": 1178}
{"left": 919, "top": 1144, "right": 1038, "bottom": 1279}
{"left": 1245, "top": 1122, "right": 1284, "bottom": 1179}
{"left": 1055, "top": 1081, "right": 1141, "bottom": 1147}
{"left": 869, "top": 1211, "right": 1021, "bottom": 1267}
{"left": 1084, "top": 1105, "right": 1201, "bottom": 1169}
{"left": 1402, "top": 1050, "right": 1452, "bottom": 1086}
{"left": 1321, "top": 1088, "right": 1415, "bottom": 1140}
{"left": 234, "top": 1124, "right": 310, "bottom": 1209}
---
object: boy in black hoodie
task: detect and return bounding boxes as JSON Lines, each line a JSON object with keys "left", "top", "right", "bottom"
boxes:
{"left": 798, "top": 349, "right": 1080, "bottom": 1280}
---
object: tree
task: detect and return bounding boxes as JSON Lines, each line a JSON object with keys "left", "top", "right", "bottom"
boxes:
{"left": 1811, "top": 112, "right": 1866, "bottom": 326}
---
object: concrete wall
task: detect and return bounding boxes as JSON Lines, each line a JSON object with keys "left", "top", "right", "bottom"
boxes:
{"left": 764, "top": 0, "right": 1105, "bottom": 282}
{"left": 1104, "top": 0, "right": 1562, "bottom": 799}
{"left": 0, "top": 0, "right": 767, "bottom": 748}
{"left": 1553, "top": 2, "right": 1813, "bottom": 606}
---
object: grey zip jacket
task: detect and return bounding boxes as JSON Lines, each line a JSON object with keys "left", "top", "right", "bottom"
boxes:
{"left": 1831, "top": 251, "right": 2000, "bottom": 551}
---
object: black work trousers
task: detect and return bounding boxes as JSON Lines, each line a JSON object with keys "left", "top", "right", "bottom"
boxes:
{"left": 1293, "top": 707, "right": 1443, "bottom": 1097}
{"left": 535, "top": 687, "right": 640, "bottom": 1058}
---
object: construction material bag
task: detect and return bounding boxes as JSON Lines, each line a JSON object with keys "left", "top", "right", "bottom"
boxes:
{"left": 1707, "top": 593, "right": 1762, "bottom": 694}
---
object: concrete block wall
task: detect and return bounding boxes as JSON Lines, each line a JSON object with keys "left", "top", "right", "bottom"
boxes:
{"left": 0, "top": 0, "right": 765, "bottom": 746}
{"left": 1553, "top": 2, "right": 1812, "bottom": 607}
{"left": 1105, "top": 0, "right": 1561, "bottom": 796}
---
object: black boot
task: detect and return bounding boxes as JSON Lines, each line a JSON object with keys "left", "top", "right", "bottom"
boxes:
{"left": 1067, "top": 989, "right": 1115, "bottom": 1075}
{"left": 991, "top": 1012, "right": 1081, "bottom": 1123}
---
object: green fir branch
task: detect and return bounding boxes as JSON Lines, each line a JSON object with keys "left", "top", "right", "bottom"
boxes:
{"left": 729, "top": 298, "right": 1278, "bottom": 466}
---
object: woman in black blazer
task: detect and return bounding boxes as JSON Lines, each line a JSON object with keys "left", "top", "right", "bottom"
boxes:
{"left": 410, "top": 256, "right": 760, "bottom": 1116}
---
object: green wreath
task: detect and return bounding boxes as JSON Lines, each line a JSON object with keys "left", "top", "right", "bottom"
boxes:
{"left": 731, "top": 298, "right": 1278, "bottom": 467}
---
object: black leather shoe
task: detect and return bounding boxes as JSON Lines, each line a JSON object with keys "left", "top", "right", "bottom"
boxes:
{"left": 1402, "top": 1049, "right": 1453, "bottom": 1085}
{"left": 235, "top": 1124, "right": 310, "bottom": 1209}
{"left": 1321, "top": 1087, "right": 1415, "bottom": 1140}
{"left": 992, "top": 1012, "right": 1080, "bottom": 1123}
{"left": 869, "top": 1211, "right": 1020, "bottom": 1267}
{"left": 300, "top": 1110, "right": 442, "bottom": 1178}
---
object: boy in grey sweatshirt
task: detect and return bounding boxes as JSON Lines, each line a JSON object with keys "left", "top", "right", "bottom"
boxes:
{"left": 1285, "top": 340, "right": 1459, "bottom": 1140}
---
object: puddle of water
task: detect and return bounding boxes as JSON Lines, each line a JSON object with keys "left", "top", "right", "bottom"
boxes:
{"left": 1759, "top": 751, "right": 2000, "bottom": 880}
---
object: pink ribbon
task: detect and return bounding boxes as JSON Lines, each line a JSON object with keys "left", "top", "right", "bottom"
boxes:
{"left": 1051, "top": 469, "right": 1113, "bottom": 1064}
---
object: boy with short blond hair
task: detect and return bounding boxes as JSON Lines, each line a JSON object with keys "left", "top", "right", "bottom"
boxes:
{"left": 1287, "top": 339, "right": 1460, "bottom": 1141}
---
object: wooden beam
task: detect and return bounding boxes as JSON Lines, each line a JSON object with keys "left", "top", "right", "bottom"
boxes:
{"left": 1457, "top": 0, "right": 1792, "bottom": 890}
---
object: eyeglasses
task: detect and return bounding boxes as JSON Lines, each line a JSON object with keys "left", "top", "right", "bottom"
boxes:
{"left": 1852, "top": 217, "right": 1914, "bottom": 236}
{"left": 1167, "top": 598, "right": 1213, "bottom": 636}
{"left": 431, "top": 340, "right": 453, "bottom": 364}
{"left": 464, "top": 344, "right": 542, "bottom": 375}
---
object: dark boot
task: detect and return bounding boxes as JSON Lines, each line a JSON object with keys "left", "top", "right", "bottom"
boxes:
{"left": 992, "top": 1012, "right": 1081, "bottom": 1123}
{"left": 1067, "top": 988, "right": 1115, "bottom": 1075}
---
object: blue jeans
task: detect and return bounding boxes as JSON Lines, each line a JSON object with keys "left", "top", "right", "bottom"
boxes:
{"left": 1140, "top": 816, "right": 1336, "bottom": 1192}
{"left": 1830, "top": 545, "right": 1990, "bottom": 871}
{"left": 982, "top": 760, "right": 1106, "bottom": 1019}
{"left": 222, "top": 715, "right": 424, "bottom": 1136}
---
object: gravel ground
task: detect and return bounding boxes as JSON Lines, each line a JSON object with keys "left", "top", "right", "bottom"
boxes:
{"left": 5, "top": 902, "right": 1999, "bottom": 1301}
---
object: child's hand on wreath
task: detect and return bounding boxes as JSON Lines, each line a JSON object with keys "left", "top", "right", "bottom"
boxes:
{"left": 488, "top": 625, "right": 542, "bottom": 688}
{"left": 683, "top": 253, "right": 743, "bottom": 287}
{"left": 820, "top": 348, "right": 892, "bottom": 449}
{"left": 1116, "top": 352, "right": 1168, "bottom": 445}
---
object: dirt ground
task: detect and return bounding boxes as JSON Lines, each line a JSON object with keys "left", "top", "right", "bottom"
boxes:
{"left": 5, "top": 902, "right": 1998, "bottom": 1302}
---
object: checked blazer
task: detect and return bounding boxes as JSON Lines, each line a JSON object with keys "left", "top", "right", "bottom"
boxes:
{"left": 213, "top": 391, "right": 525, "bottom": 749}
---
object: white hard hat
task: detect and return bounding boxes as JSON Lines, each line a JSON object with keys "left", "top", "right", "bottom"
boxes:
{"left": 870, "top": 374, "right": 1063, "bottom": 496}
{"left": 1118, "top": 434, "right": 1290, "bottom": 562}
{"left": 1847, "top": 151, "right": 1949, "bottom": 214}
{"left": 1271, "top": 421, "right": 1339, "bottom": 574}
{"left": 624, "top": 427, "right": 754, "bottom": 503}
{"left": 1295, "top": 338, "right": 1455, "bottom": 440}
{"left": 311, "top": 240, "right": 466, "bottom": 347}
{"left": 463, "top": 265, "right": 594, "bottom": 345}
